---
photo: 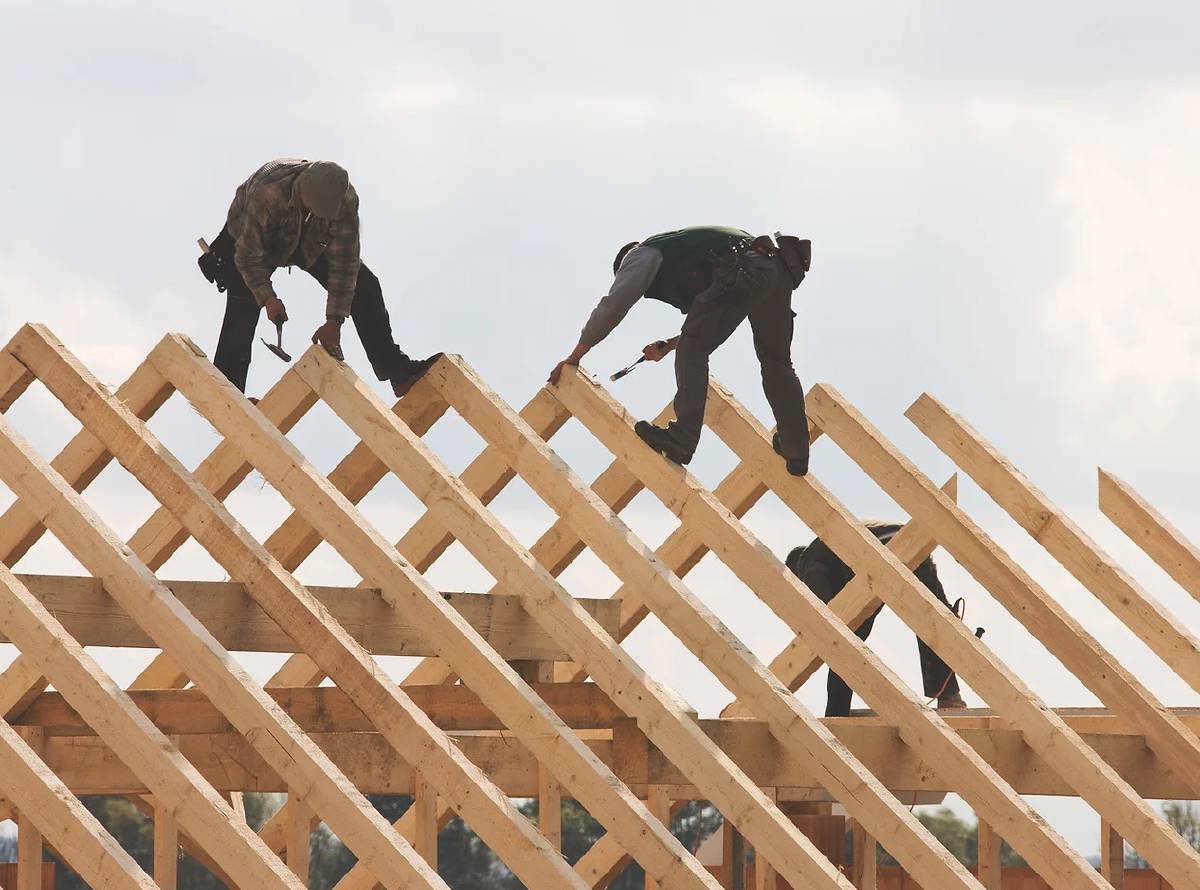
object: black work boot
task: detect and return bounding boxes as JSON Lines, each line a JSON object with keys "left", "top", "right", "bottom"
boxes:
{"left": 773, "top": 432, "right": 809, "bottom": 477}
{"left": 391, "top": 353, "right": 444, "bottom": 398}
{"left": 635, "top": 421, "right": 693, "bottom": 465}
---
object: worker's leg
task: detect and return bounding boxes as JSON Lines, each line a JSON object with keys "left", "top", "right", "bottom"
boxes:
{"left": 826, "top": 606, "right": 882, "bottom": 717}
{"left": 913, "top": 561, "right": 962, "bottom": 701}
{"left": 746, "top": 255, "right": 809, "bottom": 466}
{"left": 212, "top": 279, "right": 261, "bottom": 393}
{"left": 305, "top": 258, "right": 411, "bottom": 382}
{"left": 666, "top": 277, "right": 752, "bottom": 454}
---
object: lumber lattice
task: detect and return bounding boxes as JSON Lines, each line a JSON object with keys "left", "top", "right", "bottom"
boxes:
{"left": 0, "top": 322, "right": 1195, "bottom": 889}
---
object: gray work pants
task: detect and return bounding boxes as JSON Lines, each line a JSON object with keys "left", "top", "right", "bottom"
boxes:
{"left": 666, "top": 252, "right": 809, "bottom": 460}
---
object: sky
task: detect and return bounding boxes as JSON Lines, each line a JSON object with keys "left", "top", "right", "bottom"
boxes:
{"left": 2, "top": 0, "right": 1199, "bottom": 867}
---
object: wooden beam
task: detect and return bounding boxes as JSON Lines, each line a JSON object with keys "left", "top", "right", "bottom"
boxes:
{"left": 542, "top": 366, "right": 984, "bottom": 890}
{"left": 128, "top": 371, "right": 446, "bottom": 691}
{"left": 0, "top": 719, "right": 156, "bottom": 889}
{"left": 646, "top": 786, "right": 673, "bottom": 890}
{"left": 126, "top": 795, "right": 235, "bottom": 886}
{"left": 908, "top": 393, "right": 1200, "bottom": 693}
{"left": 153, "top": 799, "right": 179, "bottom": 890}
{"left": 4, "top": 327, "right": 446, "bottom": 890}
{"left": 28, "top": 719, "right": 1199, "bottom": 799}
{"left": 285, "top": 796, "right": 312, "bottom": 884}
{"left": 976, "top": 820, "right": 1001, "bottom": 890}
{"left": 16, "top": 683, "right": 621, "bottom": 734}
{"left": 804, "top": 382, "right": 1200, "bottom": 888}
{"left": 15, "top": 727, "right": 43, "bottom": 890}
{"left": 413, "top": 777, "right": 438, "bottom": 870}
{"left": 310, "top": 349, "right": 857, "bottom": 890}
{"left": 138, "top": 332, "right": 634, "bottom": 890}
{"left": 0, "top": 564, "right": 301, "bottom": 889}
{"left": 1101, "top": 820, "right": 1124, "bottom": 889}
{"left": 1099, "top": 469, "right": 1200, "bottom": 605}
{"left": 722, "top": 475, "right": 956, "bottom": 718}
{"left": 7, "top": 574, "right": 619, "bottom": 660}
{"left": 850, "top": 820, "right": 876, "bottom": 890}
{"left": 0, "top": 657, "right": 46, "bottom": 721}
{"left": 287, "top": 347, "right": 729, "bottom": 890}
{"left": 704, "top": 380, "right": 1117, "bottom": 889}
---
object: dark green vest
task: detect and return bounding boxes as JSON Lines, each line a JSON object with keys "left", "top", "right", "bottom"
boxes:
{"left": 641, "top": 226, "right": 751, "bottom": 313}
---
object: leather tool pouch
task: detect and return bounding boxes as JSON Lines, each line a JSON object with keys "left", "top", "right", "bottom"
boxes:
{"left": 774, "top": 234, "right": 812, "bottom": 289}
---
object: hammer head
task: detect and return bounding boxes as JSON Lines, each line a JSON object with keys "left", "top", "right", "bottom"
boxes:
{"left": 262, "top": 340, "right": 293, "bottom": 362}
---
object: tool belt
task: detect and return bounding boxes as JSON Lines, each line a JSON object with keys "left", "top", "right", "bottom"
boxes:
{"left": 197, "top": 225, "right": 237, "bottom": 293}
{"left": 718, "top": 234, "right": 811, "bottom": 290}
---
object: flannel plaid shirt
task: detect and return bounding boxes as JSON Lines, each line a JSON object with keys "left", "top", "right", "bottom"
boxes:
{"left": 225, "top": 158, "right": 361, "bottom": 317}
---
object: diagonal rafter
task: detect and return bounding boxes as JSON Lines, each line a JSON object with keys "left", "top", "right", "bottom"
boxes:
{"left": 425, "top": 356, "right": 989, "bottom": 889}
{"left": 908, "top": 393, "right": 1200, "bottom": 693}
{"left": 805, "top": 382, "right": 1200, "bottom": 887}
{"left": 144, "top": 331, "right": 719, "bottom": 890}
{"left": 8, "top": 324, "right": 587, "bottom": 890}
{"left": 703, "top": 380, "right": 1117, "bottom": 888}
{"left": 1098, "top": 469, "right": 1200, "bottom": 604}
{"left": 0, "top": 557, "right": 301, "bottom": 889}
{"left": 0, "top": 716, "right": 158, "bottom": 890}
{"left": 295, "top": 347, "right": 862, "bottom": 890}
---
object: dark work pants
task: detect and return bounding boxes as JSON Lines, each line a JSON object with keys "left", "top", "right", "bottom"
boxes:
{"left": 212, "top": 250, "right": 409, "bottom": 393}
{"left": 667, "top": 252, "right": 809, "bottom": 463}
{"left": 803, "top": 559, "right": 961, "bottom": 717}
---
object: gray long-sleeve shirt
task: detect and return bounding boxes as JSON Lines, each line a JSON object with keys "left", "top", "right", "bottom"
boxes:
{"left": 577, "top": 245, "right": 664, "bottom": 348}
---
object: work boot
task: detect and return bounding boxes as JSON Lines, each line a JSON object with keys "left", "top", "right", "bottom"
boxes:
{"left": 936, "top": 692, "right": 968, "bottom": 710}
{"left": 391, "top": 353, "right": 444, "bottom": 398}
{"left": 634, "top": 421, "right": 693, "bottom": 466}
{"left": 773, "top": 432, "right": 808, "bottom": 477}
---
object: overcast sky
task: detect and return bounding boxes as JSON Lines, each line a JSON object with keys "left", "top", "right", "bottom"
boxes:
{"left": 2, "top": 0, "right": 1199, "bottom": 864}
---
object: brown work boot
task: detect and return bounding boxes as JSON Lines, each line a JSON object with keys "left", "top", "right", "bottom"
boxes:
{"left": 391, "top": 353, "right": 444, "bottom": 398}
{"left": 937, "top": 692, "right": 968, "bottom": 710}
{"left": 634, "top": 421, "right": 693, "bottom": 465}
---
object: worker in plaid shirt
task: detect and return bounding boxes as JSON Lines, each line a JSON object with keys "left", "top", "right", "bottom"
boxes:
{"left": 198, "top": 158, "right": 438, "bottom": 395}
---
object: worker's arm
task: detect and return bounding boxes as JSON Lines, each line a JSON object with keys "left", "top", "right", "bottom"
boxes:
{"left": 232, "top": 210, "right": 287, "bottom": 324}
{"left": 321, "top": 190, "right": 362, "bottom": 318}
{"left": 548, "top": 246, "right": 663, "bottom": 383}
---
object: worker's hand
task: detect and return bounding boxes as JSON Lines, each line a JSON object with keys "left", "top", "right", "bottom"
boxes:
{"left": 264, "top": 297, "right": 288, "bottom": 326}
{"left": 549, "top": 343, "right": 590, "bottom": 385}
{"left": 312, "top": 321, "right": 344, "bottom": 361}
{"left": 548, "top": 356, "right": 579, "bottom": 385}
{"left": 642, "top": 339, "right": 674, "bottom": 362}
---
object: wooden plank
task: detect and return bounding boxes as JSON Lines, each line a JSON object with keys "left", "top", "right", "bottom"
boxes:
{"left": 16, "top": 683, "right": 621, "bottom": 735}
{"left": 909, "top": 393, "right": 1200, "bottom": 693}
{"left": 331, "top": 801, "right": 457, "bottom": 890}
{"left": 804, "top": 382, "right": 1200, "bottom": 889}
{"left": 1101, "top": 820, "right": 1125, "bottom": 889}
{"left": 1099, "top": 470, "right": 1200, "bottom": 605}
{"left": 722, "top": 475, "right": 955, "bottom": 718}
{"left": 0, "top": 657, "right": 47, "bottom": 721}
{"left": 0, "top": 351, "right": 35, "bottom": 414}
{"left": 285, "top": 796, "right": 312, "bottom": 884}
{"left": 976, "top": 820, "right": 1001, "bottom": 890}
{"left": 287, "top": 347, "right": 729, "bottom": 890}
{"left": 0, "top": 564, "right": 301, "bottom": 889}
{"left": 540, "top": 366, "right": 988, "bottom": 890}
{"left": 413, "top": 777, "right": 438, "bottom": 869}
{"left": 0, "top": 719, "right": 157, "bottom": 890}
{"left": 538, "top": 764, "right": 562, "bottom": 852}
{"left": 4, "top": 328, "right": 447, "bottom": 890}
{"left": 8, "top": 574, "right": 619, "bottom": 659}
{"left": 850, "top": 820, "right": 877, "bottom": 890}
{"left": 126, "top": 795, "right": 235, "bottom": 886}
{"left": 137, "top": 333, "right": 656, "bottom": 890}
{"left": 153, "top": 799, "right": 179, "bottom": 890}
{"left": 15, "top": 728, "right": 43, "bottom": 890}
{"left": 705, "top": 381, "right": 1120, "bottom": 888}
{"left": 752, "top": 788, "right": 777, "bottom": 890}
{"left": 646, "top": 786, "right": 673, "bottom": 890}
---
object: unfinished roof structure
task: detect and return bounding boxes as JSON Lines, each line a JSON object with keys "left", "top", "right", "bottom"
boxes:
{"left": 0, "top": 322, "right": 1197, "bottom": 889}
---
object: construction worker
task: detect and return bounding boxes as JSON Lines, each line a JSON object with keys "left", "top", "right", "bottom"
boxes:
{"left": 549, "top": 226, "right": 812, "bottom": 474}
{"left": 787, "top": 523, "right": 968, "bottom": 716}
{"left": 198, "top": 158, "right": 438, "bottom": 395}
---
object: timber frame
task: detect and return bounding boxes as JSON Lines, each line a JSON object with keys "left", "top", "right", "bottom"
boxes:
{"left": 0, "top": 322, "right": 1194, "bottom": 889}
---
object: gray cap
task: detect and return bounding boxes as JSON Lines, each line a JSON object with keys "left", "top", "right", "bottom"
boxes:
{"left": 295, "top": 161, "right": 350, "bottom": 220}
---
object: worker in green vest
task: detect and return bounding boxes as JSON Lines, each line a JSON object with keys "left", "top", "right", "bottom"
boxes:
{"left": 549, "top": 226, "right": 811, "bottom": 473}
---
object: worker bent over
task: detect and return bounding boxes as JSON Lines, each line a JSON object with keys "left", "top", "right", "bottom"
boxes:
{"left": 198, "top": 158, "right": 437, "bottom": 395}
{"left": 788, "top": 523, "right": 969, "bottom": 717}
{"left": 549, "top": 226, "right": 811, "bottom": 474}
